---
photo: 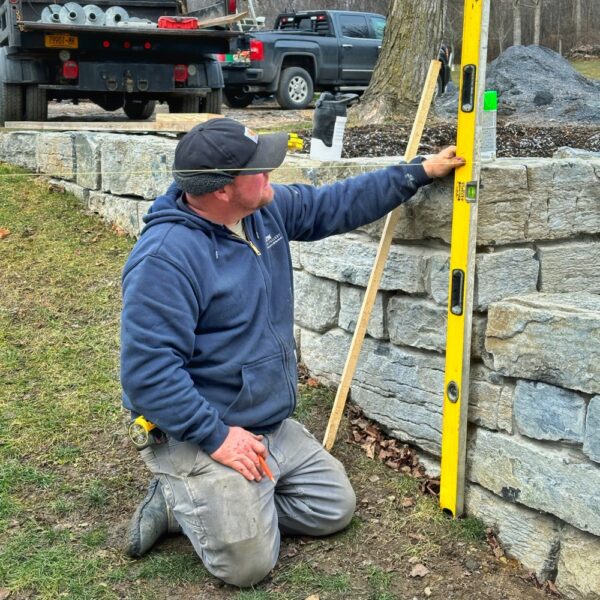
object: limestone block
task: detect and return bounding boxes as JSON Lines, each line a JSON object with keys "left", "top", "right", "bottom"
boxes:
{"left": 74, "top": 133, "right": 102, "bottom": 190}
{"left": 338, "top": 284, "right": 387, "bottom": 339}
{"left": 514, "top": 380, "right": 586, "bottom": 443}
{"left": 465, "top": 484, "right": 560, "bottom": 580}
{"left": 294, "top": 271, "right": 339, "bottom": 333}
{"left": 37, "top": 132, "right": 75, "bottom": 181}
{"left": 101, "top": 134, "right": 176, "bottom": 199}
{"left": 474, "top": 248, "right": 539, "bottom": 310}
{"left": 469, "top": 363, "right": 514, "bottom": 433}
{"left": 48, "top": 179, "right": 88, "bottom": 203}
{"left": 477, "top": 161, "right": 530, "bottom": 245}
{"left": 298, "top": 233, "right": 440, "bottom": 293}
{"left": 0, "top": 132, "right": 38, "bottom": 170}
{"left": 556, "top": 526, "right": 600, "bottom": 600}
{"left": 468, "top": 428, "right": 600, "bottom": 536}
{"left": 527, "top": 159, "right": 600, "bottom": 241}
{"left": 387, "top": 296, "right": 487, "bottom": 358}
{"left": 486, "top": 293, "right": 600, "bottom": 395}
{"left": 300, "top": 329, "right": 513, "bottom": 454}
{"left": 539, "top": 241, "right": 600, "bottom": 294}
{"left": 428, "top": 247, "right": 539, "bottom": 310}
{"left": 88, "top": 191, "right": 140, "bottom": 237}
{"left": 583, "top": 396, "right": 600, "bottom": 463}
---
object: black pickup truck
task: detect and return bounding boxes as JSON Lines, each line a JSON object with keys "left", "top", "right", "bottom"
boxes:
{"left": 218, "top": 10, "right": 452, "bottom": 110}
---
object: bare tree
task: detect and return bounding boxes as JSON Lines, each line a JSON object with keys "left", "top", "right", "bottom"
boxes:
{"left": 348, "top": 0, "right": 444, "bottom": 125}
{"left": 512, "top": 0, "right": 522, "bottom": 45}
{"left": 533, "top": 0, "right": 542, "bottom": 45}
{"left": 574, "top": 0, "right": 582, "bottom": 41}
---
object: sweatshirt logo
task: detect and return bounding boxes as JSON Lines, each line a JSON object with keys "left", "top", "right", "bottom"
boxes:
{"left": 265, "top": 232, "right": 283, "bottom": 249}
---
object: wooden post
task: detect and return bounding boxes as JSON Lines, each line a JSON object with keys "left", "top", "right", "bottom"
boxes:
{"left": 322, "top": 59, "right": 442, "bottom": 451}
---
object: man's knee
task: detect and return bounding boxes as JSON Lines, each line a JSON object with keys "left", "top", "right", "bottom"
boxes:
{"left": 320, "top": 481, "right": 356, "bottom": 535}
{"left": 212, "top": 536, "right": 279, "bottom": 587}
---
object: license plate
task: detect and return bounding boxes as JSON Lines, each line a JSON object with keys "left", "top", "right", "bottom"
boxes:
{"left": 44, "top": 34, "right": 78, "bottom": 49}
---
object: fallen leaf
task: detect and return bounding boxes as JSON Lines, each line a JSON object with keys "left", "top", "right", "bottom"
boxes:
{"left": 401, "top": 497, "right": 416, "bottom": 508}
{"left": 424, "top": 587, "right": 432, "bottom": 597}
{"left": 368, "top": 475, "right": 380, "bottom": 483}
{"left": 410, "top": 563, "right": 430, "bottom": 578}
{"left": 408, "top": 556, "right": 420, "bottom": 564}
{"left": 0, "top": 589, "right": 10, "bottom": 600}
{"left": 0, "top": 228, "right": 10, "bottom": 239}
{"left": 304, "top": 595, "right": 320, "bottom": 600}
{"left": 306, "top": 377, "right": 319, "bottom": 387}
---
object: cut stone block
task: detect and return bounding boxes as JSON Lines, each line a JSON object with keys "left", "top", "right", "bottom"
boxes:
{"left": 74, "top": 133, "right": 102, "bottom": 190}
{"left": 338, "top": 284, "right": 387, "bottom": 340}
{"left": 88, "top": 191, "right": 140, "bottom": 236}
{"left": 37, "top": 132, "right": 75, "bottom": 181}
{"left": 556, "top": 525, "right": 600, "bottom": 600}
{"left": 583, "top": 396, "right": 600, "bottom": 464}
{"left": 468, "top": 428, "right": 600, "bottom": 537}
{"left": 538, "top": 240, "right": 600, "bottom": 294}
{"left": 101, "top": 134, "right": 176, "bottom": 199}
{"left": 294, "top": 271, "right": 339, "bottom": 333}
{"left": 465, "top": 484, "right": 560, "bottom": 581}
{"left": 0, "top": 132, "right": 38, "bottom": 170}
{"left": 486, "top": 292, "right": 600, "bottom": 395}
{"left": 514, "top": 380, "right": 586, "bottom": 443}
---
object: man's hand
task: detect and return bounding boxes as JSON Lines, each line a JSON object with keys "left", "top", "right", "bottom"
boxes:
{"left": 422, "top": 146, "right": 466, "bottom": 179}
{"left": 210, "top": 426, "right": 268, "bottom": 481}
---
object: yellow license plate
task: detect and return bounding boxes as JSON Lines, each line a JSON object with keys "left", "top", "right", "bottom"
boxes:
{"left": 44, "top": 34, "right": 78, "bottom": 49}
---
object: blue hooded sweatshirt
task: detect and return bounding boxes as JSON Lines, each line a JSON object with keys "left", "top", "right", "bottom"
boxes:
{"left": 121, "top": 162, "right": 432, "bottom": 454}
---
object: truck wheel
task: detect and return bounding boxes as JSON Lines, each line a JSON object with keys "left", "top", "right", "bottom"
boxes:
{"left": 203, "top": 88, "right": 222, "bottom": 114}
{"left": 276, "top": 67, "right": 313, "bottom": 110}
{"left": 25, "top": 85, "right": 47, "bottom": 121}
{"left": 167, "top": 96, "right": 199, "bottom": 113}
{"left": 123, "top": 99, "right": 156, "bottom": 120}
{"left": 0, "top": 82, "right": 23, "bottom": 125}
{"left": 224, "top": 88, "right": 255, "bottom": 109}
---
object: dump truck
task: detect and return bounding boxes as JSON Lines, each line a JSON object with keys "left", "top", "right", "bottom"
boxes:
{"left": 0, "top": 0, "right": 243, "bottom": 124}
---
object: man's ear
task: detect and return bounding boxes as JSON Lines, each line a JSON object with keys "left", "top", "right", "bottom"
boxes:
{"left": 212, "top": 186, "right": 231, "bottom": 204}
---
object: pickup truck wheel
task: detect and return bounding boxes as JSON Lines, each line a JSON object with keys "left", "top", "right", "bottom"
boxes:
{"left": 203, "top": 88, "right": 222, "bottom": 114}
{"left": 276, "top": 67, "right": 313, "bottom": 110}
{"left": 123, "top": 99, "right": 156, "bottom": 120}
{"left": 224, "top": 88, "right": 255, "bottom": 108}
{"left": 167, "top": 96, "right": 199, "bottom": 113}
{"left": 0, "top": 82, "right": 23, "bottom": 125}
{"left": 24, "top": 85, "right": 47, "bottom": 122}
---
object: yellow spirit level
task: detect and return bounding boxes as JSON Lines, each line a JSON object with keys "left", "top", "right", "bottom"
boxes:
{"left": 440, "top": 0, "right": 491, "bottom": 518}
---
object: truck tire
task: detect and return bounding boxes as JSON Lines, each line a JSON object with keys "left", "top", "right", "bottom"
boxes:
{"left": 24, "top": 85, "right": 47, "bottom": 122}
{"left": 167, "top": 96, "right": 199, "bottom": 113}
{"left": 0, "top": 82, "right": 23, "bottom": 125}
{"left": 224, "top": 88, "right": 255, "bottom": 109}
{"left": 276, "top": 67, "right": 313, "bottom": 110}
{"left": 203, "top": 88, "right": 222, "bottom": 114}
{"left": 123, "top": 99, "right": 156, "bottom": 120}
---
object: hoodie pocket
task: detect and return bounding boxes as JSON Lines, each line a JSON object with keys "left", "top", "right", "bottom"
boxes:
{"left": 223, "top": 353, "right": 287, "bottom": 421}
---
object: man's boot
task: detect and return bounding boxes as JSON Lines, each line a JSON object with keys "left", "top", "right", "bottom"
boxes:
{"left": 125, "top": 477, "right": 181, "bottom": 558}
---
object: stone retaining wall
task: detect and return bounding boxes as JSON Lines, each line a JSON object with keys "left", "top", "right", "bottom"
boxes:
{"left": 1, "top": 130, "right": 599, "bottom": 599}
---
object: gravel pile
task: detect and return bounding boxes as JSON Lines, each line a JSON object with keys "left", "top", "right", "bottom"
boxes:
{"left": 436, "top": 45, "right": 600, "bottom": 124}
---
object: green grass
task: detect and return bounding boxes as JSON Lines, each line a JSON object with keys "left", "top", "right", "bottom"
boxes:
{"left": 570, "top": 58, "right": 600, "bottom": 79}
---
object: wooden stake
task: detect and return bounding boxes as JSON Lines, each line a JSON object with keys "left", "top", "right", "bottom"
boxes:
{"left": 322, "top": 59, "right": 442, "bottom": 451}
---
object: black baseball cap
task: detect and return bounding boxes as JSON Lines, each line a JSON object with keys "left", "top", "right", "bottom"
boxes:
{"left": 173, "top": 118, "right": 288, "bottom": 193}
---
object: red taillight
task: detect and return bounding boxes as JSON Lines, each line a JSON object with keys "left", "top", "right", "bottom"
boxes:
{"left": 173, "top": 64, "right": 188, "bottom": 82}
{"left": 102, "top": 40, "right": 110, "bottom": 48}
{"left": 144, "top": 41, "right": 152, "bottom": 50}
{"left": 227, "top": 0, "right": 236, "bottom": 14}
{"left": 62, "top": 60, "right": 78, "bottom": 79}
{"left": 123, "top": 40, "right": 131, "bottom": 49}
{"left": 249, "top": 39, "right": 264, "bottom": 62}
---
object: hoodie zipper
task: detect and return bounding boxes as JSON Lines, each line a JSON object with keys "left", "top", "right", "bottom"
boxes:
{"left": 229, "top": 222, "right": 261, "bottom": 256}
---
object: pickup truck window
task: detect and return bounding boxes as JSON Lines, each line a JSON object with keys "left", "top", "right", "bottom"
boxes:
{"left": 370, "top": 16, "right": 386, "bottom": 40}
{"left": 339, "top": 14, "right": 370, "bottom": 39}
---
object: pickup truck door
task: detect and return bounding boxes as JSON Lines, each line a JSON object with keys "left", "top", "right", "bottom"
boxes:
{"left": 336, "top": 13, "right": 386, "bottom": 85}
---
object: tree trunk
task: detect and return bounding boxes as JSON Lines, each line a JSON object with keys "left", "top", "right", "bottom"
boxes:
{"left": 533, "top": 0, "right": 542, "bottom": 45}
{"left": 348, "top": 0, "right": 444, "bottom": 126}
{"left": 512, "top": 0, "right": 522, "bottom": 46}
{"left": 574, "top": 0, "right": 582, "bottom": 42}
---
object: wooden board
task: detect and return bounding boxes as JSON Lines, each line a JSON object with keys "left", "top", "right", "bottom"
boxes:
{"left": 154, "top": 113, "right": 223, "bottom": 130}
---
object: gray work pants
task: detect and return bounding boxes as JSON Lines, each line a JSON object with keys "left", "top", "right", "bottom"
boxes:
{"left": 140, "top": 418, "right": 356, "bottom": 587}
